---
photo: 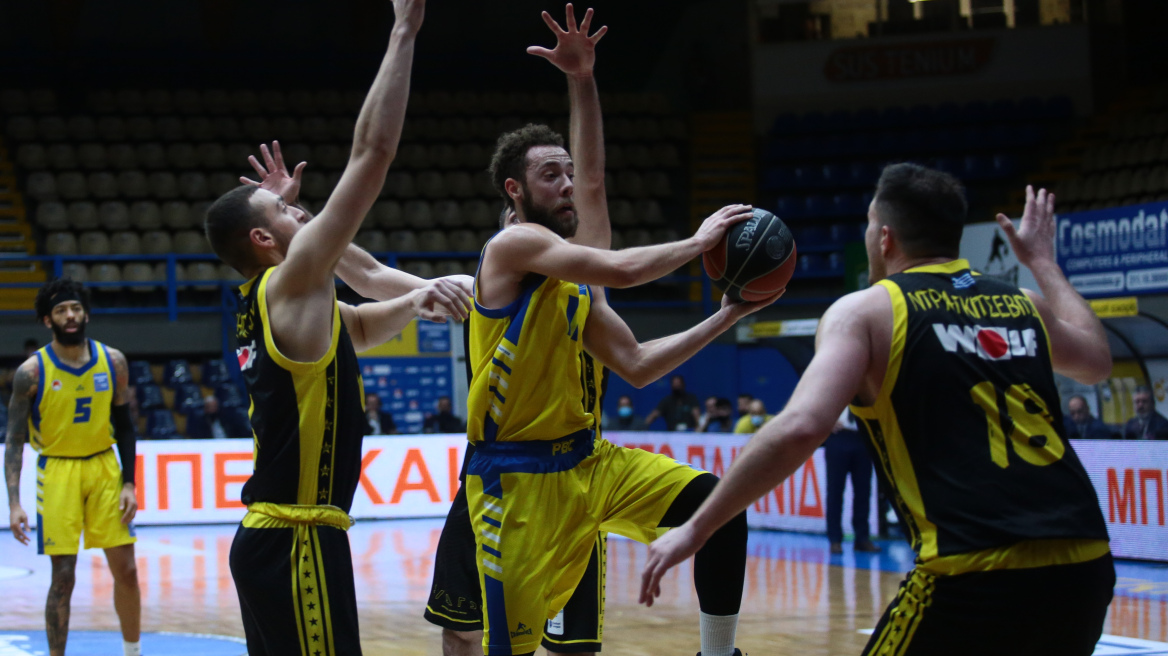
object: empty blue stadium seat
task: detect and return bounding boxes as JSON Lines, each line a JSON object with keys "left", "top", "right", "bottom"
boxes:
{"left": 773, "top": 196, "right": 801, "bottom": 219}
{"left": 851, "top": 132, "right": 877, "bottom": 156}
{"left": 802, "top": 111, "right": 826, "bottom": 133}
{"left": 935, "top": 102, "right": 961, "bottom": 125}
{"left": 963, "top": 101, "right": 990, "bottom": 123}
{"left": 202, "top": 358, "right": 231, "bottom": 386}
{"left": 128, "top": 360, "right": 153, "bottom": 387}
{"left": 792, "top": 166, "right": 820, "bottom": 188}
{"left": 798, "top": 254, "right": 827, "bottom": 273}
{"left": 1017, "top": 97, "right": 1045, "bottom": 120}
{"left": 926, "top": 126, "right": 958, "bottom": 153}
{"left": 963, "top": 155, "right": 993, "bottom": 181}
{"left": 761, "top": 168, "right": 786, "bottom": 191}
{"left": 796, "top": 225, "right": 829, "bottom": 247}
{"left": 803, "top": 194, "right": 829, "bottom": 217}
{"left": 932, "top": 157, "right": 959, "bottom": 175}
{"left": 163, "top": 359, "right": 193, "bottom": 387}
{"left": 825, "top": 110, "right": 852, "bottom": 132}
{"left": 215, "top": 383, "right": 246, "bottom": 409}
{"left": 992, "top": 153, "right": 1018, "bottom": 178}
{"left": 173, "top": 383, "right": 203, "bottom": 415}
{"left": 853, "top": 108, "right": 880, "bottom": 130}
{"left": 147, "top": 410, "right": 178, "bottom": 439}
{"left": 847, "top": 161, "right": 879, "bottom": 186}
{"left": 184, "top": 409, "right": 213, "bottom": 439}
{"left": 137, "top": 384, "right": 165, "bottom": 411}
{"left": 820, "top": 164, "right": 844, "bottom": 188}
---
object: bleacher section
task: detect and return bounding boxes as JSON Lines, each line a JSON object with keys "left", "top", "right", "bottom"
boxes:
{"left": 759, "top": 97, "right": 1072, "bottom": 279}
{"left": 1048, "top": 88, "right": 1168, "bottom": 213}
{"left": 1, "top": 88, "right": 688, "bottom": 299}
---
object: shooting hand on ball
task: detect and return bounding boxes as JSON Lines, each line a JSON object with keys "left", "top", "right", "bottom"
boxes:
{"left": 692, "top": 204, "right": 754, "bottom": 252}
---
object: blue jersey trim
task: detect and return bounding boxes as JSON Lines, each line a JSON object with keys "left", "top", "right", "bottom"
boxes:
{"left": 44, "top": 339, "right": 100, "bottom": 378}
{"left": 468, "top": 430, "right": 595, "bottom": 477}
{"left": 31, "top": 352, "right": 44, "bottom": 431}
{"left": 99, "top": 343, "right": 116, "bottom": 391}
{"left": 501, "top": 279, "right": 545, "bottom": 347}
{"left": 484, "top": 574, "right": 512, "bottom": 655}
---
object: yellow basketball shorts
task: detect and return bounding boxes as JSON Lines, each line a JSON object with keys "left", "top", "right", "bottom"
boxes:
{"left": 465, "top": 433, "right": 703, "bottom": 656}
{"left": 36, "top": 448, "right": 135, "bottom": 556}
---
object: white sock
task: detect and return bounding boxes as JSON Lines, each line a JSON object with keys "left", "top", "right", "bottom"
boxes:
{"left": 699, "top": 612, "right": 738, "bottom": 656}
{"left": 123, "top": 640, "right": 140, "bottom": 656}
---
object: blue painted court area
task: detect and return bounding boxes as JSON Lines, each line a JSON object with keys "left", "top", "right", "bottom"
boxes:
{"left": 0, "top": 631, "right": 246, "bottom": 656}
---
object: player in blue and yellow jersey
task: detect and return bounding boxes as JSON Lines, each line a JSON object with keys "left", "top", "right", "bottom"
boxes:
{"left": 465, "top": 96, "right": 780, "bottom": 655}
{"left": 643, "top": 167, "right": 1115, "bottom": 656}
{"left": 5, "top": 278, "right": 143, "bottom": 656}
{"left": 203, "top": 1, "right": 472, "bottom": 654}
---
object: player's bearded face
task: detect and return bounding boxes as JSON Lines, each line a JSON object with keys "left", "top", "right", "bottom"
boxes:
{"left": 519, "top": 181, "right": 578, "bottom": 239}
{"left": 48, "top": 304, "right": 87, "bottom": 346}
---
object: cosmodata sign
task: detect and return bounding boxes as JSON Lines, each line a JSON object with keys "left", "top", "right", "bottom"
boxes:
{"left": 16, "top": 435, "right": 1164, "bottom": 562}
{"left": 1056, "top": 201, "right": 1168, "bottom": 297}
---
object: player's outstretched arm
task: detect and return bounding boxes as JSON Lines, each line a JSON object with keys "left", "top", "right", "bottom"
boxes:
{"left": 489, "top": 204, "right": 752, "bottom": 289}
{"left": 5, "top": 357, "right": 37, "bottom": 545}
{"left": 638, "top": 291, "right": 875, "bottom": 606}
{"left": 528, "top": 3, "right": 610, "bottom": 248}
{"left": 583, "top": 289, "right": 779, "bottom": 388}
{"left": 108, "top": 349, "right": 138, "bottom": 525}
{"left": 996, "top": 186, "right": 1111, "bottom": 383}
{"left": 339, "top": 278, "right": 470, "bottom": 352}
{"left": 273, "top": 0, "right": 425, "bottom": 296}
{"left": 238, "top": 141, "right": 474, "bottom": 303}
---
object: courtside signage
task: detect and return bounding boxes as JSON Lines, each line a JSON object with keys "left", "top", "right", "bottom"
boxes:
{"left": 1056, "top": 201, "right": 1168, "bottom": 297}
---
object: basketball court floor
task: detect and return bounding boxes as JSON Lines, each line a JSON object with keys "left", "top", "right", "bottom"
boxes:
{"left": 1, "top": 519, "right": 1166, "bottom": 655}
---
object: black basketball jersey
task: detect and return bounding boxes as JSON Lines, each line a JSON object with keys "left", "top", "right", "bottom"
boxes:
{"left": 850, "top": 259, "right": 1108, "bottom": 572}
{"left": 234, "top": 267, "right": 366, "bottom": 512}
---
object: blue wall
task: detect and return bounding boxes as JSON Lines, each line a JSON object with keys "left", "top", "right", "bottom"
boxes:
{"left": 602, "top": 343, "right": 800, "bottom": 429}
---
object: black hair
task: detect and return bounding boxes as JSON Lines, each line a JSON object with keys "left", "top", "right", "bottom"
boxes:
{"left": 22, "top": 338, "right": 38, "bottom": 349}
{"left": 873, "top": 163, "right": 968, "bottom": 258}
{"left": 715, "top": 397, "right": 733, "bottom": 410}
{"left": 488, "top": 124, "right": 565, "bottom": 209}
{"left": 35, "top": 277, "right": 91, "bottom": 322}
{"left": 737, "top": 393, "right": 753, "bottom": 400}
{"left": 204, "top": 185, "right": 264, "bottom": 274}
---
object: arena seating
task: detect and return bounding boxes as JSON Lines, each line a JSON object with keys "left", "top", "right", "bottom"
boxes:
{"left": 1051, "top": 88, "right": 1168, "bottom": 213}
{"left": 123, "top": 356, "right": 252, "bottom": 439}
{"left": 759, "top": 97, "right": 1071, "bottom": 277}
{"left": 2, "top": 87, "right": 688, "bottom": 307}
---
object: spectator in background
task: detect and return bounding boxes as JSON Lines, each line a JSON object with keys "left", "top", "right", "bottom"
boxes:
{"left": 364, "top": 393, "right": 397, "bottom": 436}
{"left": 1123, "top": 386, "right": 1168, "bottom": 440}
{"left": 737, "top": 394, "right": 753, "bottom": 421}
{"left": 423, "top": 396, "right": 465, "bottom": 434}
{"left": 0, "top": 339, "right": 39, "bottom": 405}
{"left": 697, "top": 396, "right": 734, "bottom": 433}
{"left": 825, "top": 408, "right": 879, "bottom": 554}
{"left": 734, "top": 399, "right": 773, "bottom": 434}
{"left": 1065, "top": 395, "right": 1112, "bottom": 439}
{"left": 605, "top": 395, "right": 645, "bottom": 431}
{"left": 644, "top": 375, "right": 701, "bottom": 431}
{"left": 189, "top": 395, "right": 253, "bottom": 439}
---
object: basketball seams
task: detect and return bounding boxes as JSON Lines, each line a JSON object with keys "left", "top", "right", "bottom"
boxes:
{"left": 734, "top": 252, "right": 797, "bottom": 300}
{"left": 724, "top": 216, "right": 775, "bottom": 289}
{"left": 734, "top": 244, "right": 795, "bottom": 291}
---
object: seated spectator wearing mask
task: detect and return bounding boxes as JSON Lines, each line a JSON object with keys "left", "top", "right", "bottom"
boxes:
{"left": 605, "top": 394, "right": 645, "bottom": 431}
{"left": 644, "top": 375, "right": 701, "bottom": 431}
{"left": 734, "top": 399, "right": 773, "bottom": 434}
{"left": 1064, "top": 395, "right": 1111, "bottom": 439}
{"left": 697, "top": 396, "right": 734, "bottom": 433}
{"left": 365, "top": 392, "right": 397, "bottom": 436}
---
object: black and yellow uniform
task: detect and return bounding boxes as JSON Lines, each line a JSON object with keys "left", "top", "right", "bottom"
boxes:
{"left": 31, "top": 340, "right": 135, "bottom": 555}
{"left": 465, "top": 266, "right": 703, "bottom": 655}
{"left": 851, "top": 259, "right": 1113, "bottom": 656}
{"left": 229, "top": 268, "right": 367, "bottom": 656}
{"left": 424, "top": 318, "right": 610, "bottom": 654}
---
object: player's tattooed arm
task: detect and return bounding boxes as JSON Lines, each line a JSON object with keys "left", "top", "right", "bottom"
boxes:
{"left": 108, "top": 348, "right": 130, "bottom": 406}
{"left": 6, "top": 358, "right": 38, "bottom": 544}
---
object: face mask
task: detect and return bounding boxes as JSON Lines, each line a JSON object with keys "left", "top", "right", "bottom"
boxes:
{"left": 751, "top": 415, "right": 764, "bottom": 427}
{"left": 618, "top": 406, "right": 633, "bottom": 418}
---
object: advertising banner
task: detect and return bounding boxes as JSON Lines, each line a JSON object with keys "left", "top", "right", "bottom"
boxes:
{"left": 1056, "top": 201, "right": 1168, "bottom": 297}
{"left": 16, "top": 434, "right": 1164, "bottom": 563}
{"left": 1074, "top": 440, "right": 1168, "bottom": 562}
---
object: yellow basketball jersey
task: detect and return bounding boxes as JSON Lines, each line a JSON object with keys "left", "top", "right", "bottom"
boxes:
{"left": 30, "top": 339, "right": 117, "bottom": 457}
{"left": 467, "top": 273, "right": 594, "bottom": 443}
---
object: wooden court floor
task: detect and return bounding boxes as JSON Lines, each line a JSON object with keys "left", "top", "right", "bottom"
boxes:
{"left": 1, "top": 519, "right": 1166, "bottom": 655}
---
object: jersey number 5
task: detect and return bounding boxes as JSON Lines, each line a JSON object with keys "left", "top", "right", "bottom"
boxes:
{"left": 970, "top": 382, "right": 1065, "bottom": 468}
{"left": 73, "top": 397, "right": 93, "bottom": 424}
